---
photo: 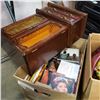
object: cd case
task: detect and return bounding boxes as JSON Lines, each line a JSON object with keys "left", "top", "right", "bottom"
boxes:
{"left": 48, "top": 72, "right": 75, "bottom": 94}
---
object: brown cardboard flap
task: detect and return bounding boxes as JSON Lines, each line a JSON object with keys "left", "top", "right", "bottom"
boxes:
{"left": 90, "top": 33, "right": 100, "bottom": 53}
{"left": 83, "top": 78, "right": 100, "bottom": 100}
{"left": 90, "top": 33, "right": 100, "bottom": 41}
{"left": 72, "top": 38, "right": 87, "bottom": 69}
{"left": 14, "top": 66, "right": 28, "bottom": 80}
{"left": 72, "top": 38, "right": 87, "bottom": 96}
{"left": 72, "top": 38, "right": 87, "bottom": 51}
{"left": 82, "top": 36, "right": 91, "bottom": 93}
{"left": 88, "top": 79, "right": 100, "bottom": 100}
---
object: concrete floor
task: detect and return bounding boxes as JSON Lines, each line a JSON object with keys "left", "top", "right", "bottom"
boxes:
{"left": 1, "top": 36, "right": 29, "bottom": 100}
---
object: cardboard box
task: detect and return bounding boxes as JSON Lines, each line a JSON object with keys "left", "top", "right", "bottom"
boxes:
{"left": 13, "top": 38, "right": 87, "bottom": 100}
{"left": 82, "top": 33, "right": 100, "bottom": 100}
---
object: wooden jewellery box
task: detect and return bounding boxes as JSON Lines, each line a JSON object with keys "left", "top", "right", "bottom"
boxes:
{"left": 1, "top": 14, "right": 48, "bottom": 41}
{"left": 2, "top": 20, "right": 68, "bottom": 75}
{"left": 15, "top": 21, "right": 68, "bottom": 75}
{"left": 36, "top": 2, "right": 87, "bottom": 46}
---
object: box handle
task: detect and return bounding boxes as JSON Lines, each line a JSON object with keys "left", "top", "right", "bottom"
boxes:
{"left": 31, "top": 48, "right": 38, "bottom": 53}
{"left": 34, "top": 89, "right": 51, "bottom": 97}
{"left": 61, "top": 30, "right": 66, "bottom": 34}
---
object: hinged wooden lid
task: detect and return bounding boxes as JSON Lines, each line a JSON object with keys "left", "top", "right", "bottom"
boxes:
{"left": 1, "top": 14, "right": 48, "bottom": 40}
{"left": 36, "top": 2, "right": 87, "bottom": 25}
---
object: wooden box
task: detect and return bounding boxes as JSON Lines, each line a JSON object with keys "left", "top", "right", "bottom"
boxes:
{"left": 2, "top": 19, "right": 68, "bottom": 75}
{"left": 13, "top": 38, "right": 87, "bottom": 100}
{"left": 36, "top": 2, "right": 87, "bottom": 46}
{"left": 15, "top": 21, "right": 68, "bottom": 75}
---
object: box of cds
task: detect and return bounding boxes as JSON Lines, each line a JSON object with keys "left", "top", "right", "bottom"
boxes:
{"left": 13, "top": 38, "right": 87, "bottom": 100}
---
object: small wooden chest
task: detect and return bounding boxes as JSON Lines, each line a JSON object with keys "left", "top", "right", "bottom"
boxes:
{"left": 36, "top": 2, "right": 87, "bottom": 46}
{"left": 15, "top": 21, "right": 68, "bottom": 75}
{"left": 2, "top": 19, "right": 68, "bottom": 75}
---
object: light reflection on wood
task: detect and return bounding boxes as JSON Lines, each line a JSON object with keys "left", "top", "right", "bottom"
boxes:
{"left": 4, "top": 15, "right": 44, "bottom": 35}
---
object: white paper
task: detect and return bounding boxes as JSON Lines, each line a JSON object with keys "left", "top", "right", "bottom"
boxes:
{"left": 57, "top": 60, "right": 80, "bottom": 82}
